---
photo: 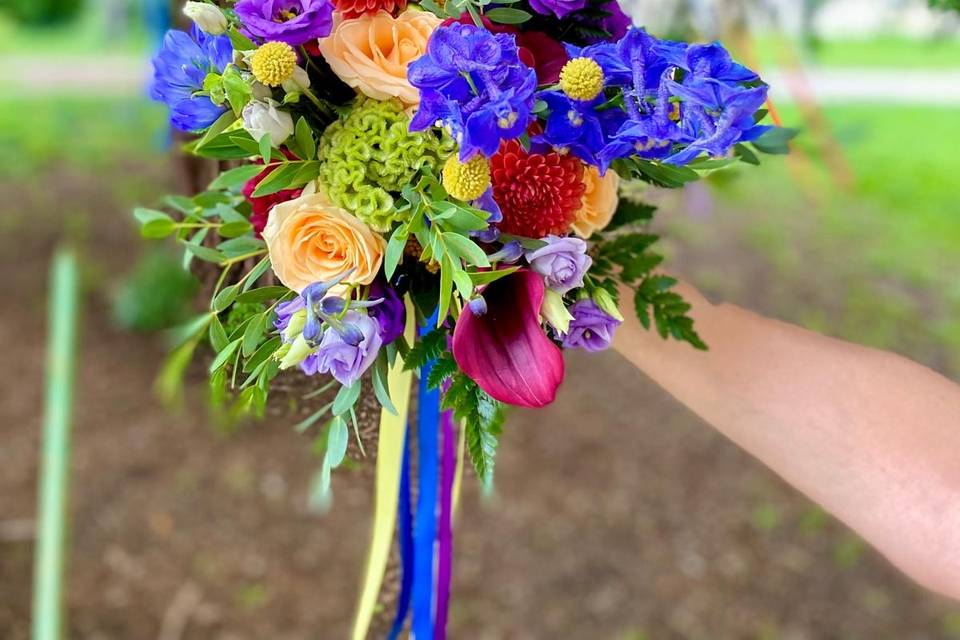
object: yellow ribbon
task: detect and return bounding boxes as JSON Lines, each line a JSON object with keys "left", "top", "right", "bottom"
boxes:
{"left": 351, "top": 299, "right": 416, "bottom": 640}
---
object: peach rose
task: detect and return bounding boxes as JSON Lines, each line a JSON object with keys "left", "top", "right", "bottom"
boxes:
{"left": 571, "top": 166, "right": 620, "bottom": 238}
{"left": 318, "top": 9, "right": 441, "bottom": 107}
{"left": 262, "top": 193, "right": 385, "bottom": 293}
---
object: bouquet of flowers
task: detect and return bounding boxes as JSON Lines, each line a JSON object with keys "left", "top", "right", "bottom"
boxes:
{"left": 138, "top": 0, "right": 790, "bottom": 635}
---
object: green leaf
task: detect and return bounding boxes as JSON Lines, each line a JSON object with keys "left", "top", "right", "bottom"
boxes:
{"left": 403, "top": 328, "right": 448, "bottom": 371}
{"left": 179, "top": 241, "right": 225, "bottom": 264}
{"left": 209, "top": 338, "right": 242, "bottom": 374}
{"left": 734, "top": 143, "right": 761, "bottom": 166}
{"left": 606, "top": 200, "right": 656, "bottom": 232}
{"left": 632, "top": 159, "right": 698, "bottom": 189}
{"left": 219, "top": 220, "right": 254, "bottom": 238}
{"left": 194, "top": 110, "right": 239, "bottom": 151}
{"left": 251, "top": 162, "right": 307, "bottom": 197}
{"left": 751, "top": 127, "right": 800, "bottom": 155}
{"left": 242, "top": 312, "right": 267, "bottom": 357}
{"left": 426, "top": 353, "right": 458, "bottom": 390}
{"left": 134, "top": 208, "right": 177, "bottom": 239}
{"left": 227, "top": 28, "right": 257, "bottom": 51}
{"left": 258, "top": 133, "right": 273, "bottom": 165}
{"left": 218, "top": 236, "right": 265, "bottom": 258}
{"left": 385, "top": 224, "right": 409, "bottom": 280}
{"left": 213, "top": 284, "right": 239, "bottom": 312}
{"left": 484, "top": 7, "right": 531, "bottom": 23}
{"left": 241, "top": 257, "right": 273, "bottom": 292}
{"left": 332, "top": 381, "right": 361, "bottom": 416}
{"left": 209, "top": 164, "right": 264, "bottom": 190}
{"left": 467, "top": 266, "right": 519, "bottom": 286}
{"left": 208, "top": 315, "right": 230, "bottom": 352}
{"left": 235, "top": 286, "right": 289, "bottom": 304}
{"left": 371, "top": 356, "right": 397, "bottom": 415}
{"left": 243, "top": 335, "right": 282, "bottom": 373}
{"left": 295, "top": 117, "right": 316, "bottom": 160}
{"left": 155, "top": 338, "right": 200, "bottom": 406}
{"left": 442, "top": 232, "right": 490, "bottom": 267}
{"left": 441, "top": 373, "right": 503, "bottom": 486}
{"left": 438, "top": 254, "right": 454, "bottom": 325}
{"left": 326, "top": 416, "right": 349, "bottom": 467}
{"left": 222, "top": 66, "right": 253, "bottom": 115}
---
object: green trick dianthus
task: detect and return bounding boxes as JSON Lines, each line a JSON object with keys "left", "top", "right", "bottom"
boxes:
{"left": 318, "top": 97, "right": 456, "bottom": 232}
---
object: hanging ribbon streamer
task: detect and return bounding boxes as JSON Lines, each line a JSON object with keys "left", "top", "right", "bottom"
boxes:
{"left": 411, "top": 316, "right": 440, "bottom": 639}
{"left": 351, "top": 300, "right": 416, "bottom": 640}
{"left": 387, "top": 430, "right": 414, "bottom": 640}
{"left": 434, "top": 410, "right": 456, "bottom": 638}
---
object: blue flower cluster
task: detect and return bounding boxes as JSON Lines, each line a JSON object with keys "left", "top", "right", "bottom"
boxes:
{"left": 150, "top": 25, "right": 234, "bottom": 132}
{"left": 408, "top": 24, "right": 538, "bottom": 160}
{"left": 537, "top": 28, "right": 769, "bottom": 169}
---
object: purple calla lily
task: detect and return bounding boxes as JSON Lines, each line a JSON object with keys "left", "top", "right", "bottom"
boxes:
{"left": 452, "top": 270, "right": 564, "bottom": 408}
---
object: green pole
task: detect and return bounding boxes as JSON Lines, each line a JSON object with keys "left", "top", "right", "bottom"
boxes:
{"left": 32, "top": 249, "right": 80, "bottom": 640}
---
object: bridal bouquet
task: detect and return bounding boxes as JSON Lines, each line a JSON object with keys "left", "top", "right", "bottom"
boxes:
{"left": 139, "top": 0, "right": 789, "bottom": 635}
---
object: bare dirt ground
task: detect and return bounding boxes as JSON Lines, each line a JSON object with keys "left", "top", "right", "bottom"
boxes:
{"left": 1, "top": 158, "right": 957, "bottom": 639}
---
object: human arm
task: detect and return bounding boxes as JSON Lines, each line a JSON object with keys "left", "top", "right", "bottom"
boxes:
{"left": 614, "top": 282, "right": 960, "bottom": 599}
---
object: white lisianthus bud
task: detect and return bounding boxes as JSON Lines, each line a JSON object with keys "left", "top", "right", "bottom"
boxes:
{"left": 242, "top": 98, "right": 295, "bottom": 146}
{"left": 592, "top": 287, "right": 624, "bottom": 322}
{"left": 282, "top": 66, "right": 311, "bottom": 93}
{"left": 182, "top": 2, "right": 228, "bottom": 35}
{"left": 541, "top": 289, "right": 575, "bottom": 336}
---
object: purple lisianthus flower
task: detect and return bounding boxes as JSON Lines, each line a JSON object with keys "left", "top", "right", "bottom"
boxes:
{"left": 525, "top": 236, "right": 592, "bottom": 295}
{"left": 368, "top": 279, "right": 406, "bottom": 345}
{"left": 562, "top": 299, "right": 620, "bottom": 352}
{"left": 408, "top": 24, "right": 537, "bottom": 160}
{"left": 234, "top": 0, "right": 334, "bottom": 46}
{"left": 528, "top": 0, "right": 585, "bottom": 19}
{"left": 596, "top": 0, "right": 631, "bottom": 42}
{"left": 149, "top": 25, "right": 233, "bottom": 132}
{"left": 314, "top": 311, "right": 382, "bottom": 385}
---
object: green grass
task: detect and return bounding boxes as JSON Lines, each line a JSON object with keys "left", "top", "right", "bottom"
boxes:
{"left": 752, "top": 34, "right": 960, "bottom": 69}
{"left": 682, "top": 103, "right": 960, "bottom": 374}
{"left": 0, "top": 10, "right": 149, "bottom": 55}
{"left": 0, "top": 97, "right": 166, "bottom": 176}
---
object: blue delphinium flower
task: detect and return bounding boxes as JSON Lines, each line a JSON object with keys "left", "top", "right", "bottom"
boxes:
{"left": 408, "top": 24, "right": 537, "bottom": 160}
{"left": 150, "top": 25, "right": 233, "bottom": 132}
{"left": 535, "top": 90, "right": 624, "bottom": 166}
{"left": 662, "top": 79, "right": 770, "bottom": 166}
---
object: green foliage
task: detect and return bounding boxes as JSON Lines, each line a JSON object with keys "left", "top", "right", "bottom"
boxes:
{"left": 590, "top": 201, "right": 706, "bottom": 351}
{"left": 4, "top": 0, "right": 82, "bottom": 26}
{"left": 441, "top": 373, "right": 504, "bottom": 487}
{"left": 113, "top": 251, "right": 199, "bottom": 332}
{"left": 930, "top": 0, "right": 960, "bottom": 12}
{"left": 404, "top": 328, "right": 448, "bottom": 372}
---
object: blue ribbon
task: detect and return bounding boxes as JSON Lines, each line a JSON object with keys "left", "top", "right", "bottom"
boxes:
{"left": 411, "top": 318, "right": 440, "bottom": 639}
{"left": 387, "top": 428, "right": 414, "bottom": 640}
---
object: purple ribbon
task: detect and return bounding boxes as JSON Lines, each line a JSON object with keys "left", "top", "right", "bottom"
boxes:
{"left": 434, "top": 410, "right": 456, "bottom": 638}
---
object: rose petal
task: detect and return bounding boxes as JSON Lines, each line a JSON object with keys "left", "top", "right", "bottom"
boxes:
{"left": 452, "top": 270, "right": 564, "bottom": 408}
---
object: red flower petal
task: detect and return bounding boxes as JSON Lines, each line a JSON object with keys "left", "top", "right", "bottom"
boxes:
{"left": 452, "top": 270, "right": 564, "bottom": 408}
{"left": 490, "top": 140, "right": 585, "bottom": 238}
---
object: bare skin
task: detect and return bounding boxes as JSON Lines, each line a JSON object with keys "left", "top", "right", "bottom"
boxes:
{"left": 614, "top": 283, "right": 960, "bottom": 600}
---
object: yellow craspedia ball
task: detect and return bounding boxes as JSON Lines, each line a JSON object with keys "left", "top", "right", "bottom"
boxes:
{"left": 442, "top": 155, "right": 490, "bottom": 202}
{"left": 251, "top": 41, "right": 297, "bottom": 87}
{"left": 559, "top": 57, "right": 605, "bottom": 102}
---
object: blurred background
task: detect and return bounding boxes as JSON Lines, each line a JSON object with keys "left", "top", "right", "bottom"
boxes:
{"left": 2, "top": 0, "right": 960, "bottom": 638}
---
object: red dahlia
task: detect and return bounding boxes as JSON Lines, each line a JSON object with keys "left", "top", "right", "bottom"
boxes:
{"left": 332, "top": 0, "right": 407, "bottom": 18}
{"left": 490, "top": 141, "right": 586, "bottom": 238}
